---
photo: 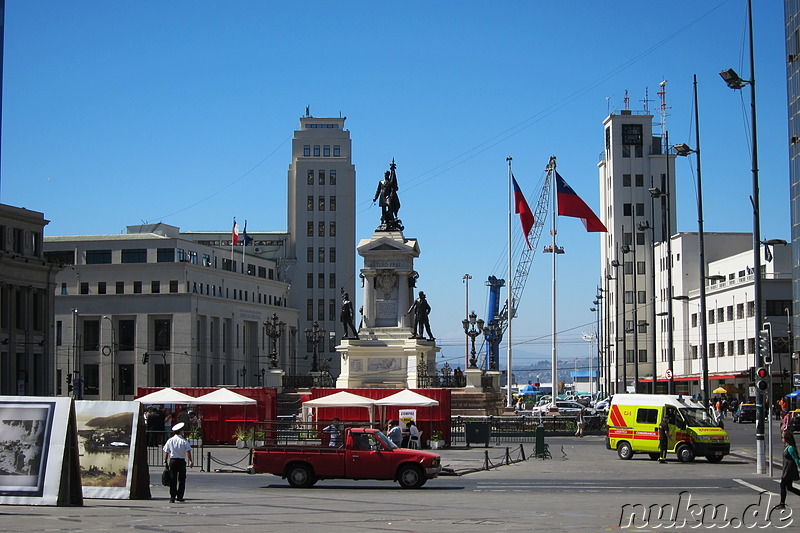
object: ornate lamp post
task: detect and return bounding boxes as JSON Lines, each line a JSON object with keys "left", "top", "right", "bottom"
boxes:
{"left": 102, "top": 315, "right": 116, "bottom": 401}
{"left": 482, "top": 319, "right": 502, "bottom": 371}
{"left": 305, "top": 321, "right": 326, "bottom": 372}
{"left": 462, "top": 311, "right": 484, "bottom": 368}
{"left": 264, "top": 313, "right": 286, "bottom": 369}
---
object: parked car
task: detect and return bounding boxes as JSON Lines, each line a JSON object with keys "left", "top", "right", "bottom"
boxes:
{"left": 532, "top": 401, "right": 587, "bottom": 415}
{"left": 787, "top": 409, "right": 800, "bottom": 432}
{"left": 593, "top": 396, "right": 612, "bottom": 412}
{"left": 732, "top": 403, "right": 756, "bottom": 423}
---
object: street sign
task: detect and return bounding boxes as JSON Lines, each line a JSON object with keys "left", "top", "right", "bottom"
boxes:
{"left": 749, "top": 385, "right": 756, "bottom": 397}
{"left": 665, "top": 369, "right": 673, "bottom": 379}
{"left": 794, "top": 374, "right": 800, "bottom": 387}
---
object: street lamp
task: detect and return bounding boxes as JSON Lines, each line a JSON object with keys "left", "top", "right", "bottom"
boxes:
{"left": 610, "top": 255, "right": 623, "bottom": 393}
{"left": 462, "top": 311, "right": 485, "bottom": 368}
{"left": 264, "top": 313, "right": 286, "bottom": 369}
{"left": 482, "top": 319, "right": 502, "bottom": 371}
{"left": 462, "top": 274, "right": 472, "bottom": 369}
{"left": 622, "top": 241, "right": 640, "bottom": 392}
{"left": 720, "top": 0, "right": 764, "bottom": 474}
{"left": 305, "top": 321, "right": 326, "bottom": 373}
{"left": 638, "top": 218, "right": 658, "bottom": 394}
{"left": 102, "top": 315, "right": 116, "bottom": 401}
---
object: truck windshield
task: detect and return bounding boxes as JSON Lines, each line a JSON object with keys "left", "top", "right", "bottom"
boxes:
{"left": 680, "top": 407, "right": 718, "bottom": 428}
{"left": 375, "top": 431, "right": 397, "bottom": 449}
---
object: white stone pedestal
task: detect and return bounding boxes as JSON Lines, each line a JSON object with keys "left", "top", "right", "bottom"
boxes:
{"left": 464, "top": 367, "right": 484, "bottom": 389}
{"left": 264, "top": 369, "right": 284, "bottom": 391}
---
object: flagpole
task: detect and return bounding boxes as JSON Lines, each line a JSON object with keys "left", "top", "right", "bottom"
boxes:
{"left": 242, "top": 220, "right": 247, "bottom": 274}
{"left": 231, "top": 218, "right": 235, "bottom": 268}
{"left": 506, "top": 156, "right": 513, "bottom": 409}
{"left": 548, "top": 156, "right": 558, "bottom": 405}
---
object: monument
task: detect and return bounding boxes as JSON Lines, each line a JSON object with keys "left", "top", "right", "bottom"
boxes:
{"left": 336, "top": 160, "right": 439, "bottom": 388}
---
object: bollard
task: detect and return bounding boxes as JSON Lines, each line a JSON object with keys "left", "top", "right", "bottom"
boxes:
{"left": 483, "top": 450, "right": 489, "bottom": 470}
{"left": 505, "top": 447, "right": 511, "bottom": 465}
{"left": 206, "top": 451, "right": 211, "bottom": 473}
{"left": 520, "top": 443, "right": 526, "bottom": 461}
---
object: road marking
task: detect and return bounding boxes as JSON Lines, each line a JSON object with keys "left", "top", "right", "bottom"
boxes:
{"left": 733, "top": 478, "right": 778, "bottom": 495}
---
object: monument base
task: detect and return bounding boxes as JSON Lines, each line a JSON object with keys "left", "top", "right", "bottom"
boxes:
{"left": 336, "top": 327, "right": 440, "bottom": 389}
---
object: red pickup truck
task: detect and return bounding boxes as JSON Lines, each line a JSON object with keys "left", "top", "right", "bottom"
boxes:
{"left": 249, "top": 427, "right": 442, "bottom": 488}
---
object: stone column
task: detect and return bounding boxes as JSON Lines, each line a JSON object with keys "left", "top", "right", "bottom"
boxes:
{"left": 398, "top": 271, "right": 410, "bottom": 328}
{"left": 362, "top": 271, "right": 375, "bottom": 328}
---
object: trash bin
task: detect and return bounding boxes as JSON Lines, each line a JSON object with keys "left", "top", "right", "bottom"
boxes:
{"left": 535, "top": 425, "right": 550, "bottom": 458}
{"left": 465, "top": 421, "right": 490, "bottom": 448}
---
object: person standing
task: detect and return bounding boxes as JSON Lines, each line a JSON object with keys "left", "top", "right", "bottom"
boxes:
{"left": 774, "top": 430, "right": 800, "bottom": 510}
{"left": 322, "top": 417, "right": 343, "bottom": 447}
{"left": 575, "top": 408, "right": 586, "bottom": 438}
{"left": 658, "top": 413, "right": 670, "bottom": 463}
{"left": 406, "top": 291, "right": 434, "bottom": 340}
{"left": 163, "top": 422, "right": 193, "bottom": 503}
{"left": 386, "top": 420, "right": 403, "bottom": 447}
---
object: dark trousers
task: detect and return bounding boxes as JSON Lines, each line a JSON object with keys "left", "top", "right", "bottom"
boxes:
{"left": 168, "top": 458, "right": 187, "bottom": 500}
{"left": 659, "top": 439, "right": 668, "bottom": 460}
{"left": 780, "top": 478, "right": 800, "bottom": 504}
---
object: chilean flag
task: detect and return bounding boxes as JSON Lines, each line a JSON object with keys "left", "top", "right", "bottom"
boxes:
{"left": 232, "top": 218, "right": 240, "bottom": 245}
{"left": 512, "top": 175, "right": 535, "bottom": 249}
{"left": 555, "top": 171, "right": 607, "bottom": 232}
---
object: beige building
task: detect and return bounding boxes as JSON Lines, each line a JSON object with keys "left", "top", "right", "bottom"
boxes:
{"left": 0, "top": 204, "right": 59, "bottom": 396}
{"left": 286, "top": 115, "right": 357, "bottom": 376}
{"left": 44, "top": 223, "right": 296, "bottom": 400}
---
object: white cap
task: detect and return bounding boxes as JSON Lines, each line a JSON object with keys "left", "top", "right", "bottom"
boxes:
{"left": 172, "top": 422, "right": 185, "bottom": 432}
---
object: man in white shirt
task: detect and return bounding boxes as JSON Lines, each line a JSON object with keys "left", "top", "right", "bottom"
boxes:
{"left": 163, "top": 422, "right": 193, "bottom": 503}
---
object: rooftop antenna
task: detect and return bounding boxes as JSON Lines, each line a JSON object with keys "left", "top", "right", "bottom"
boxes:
{"left": 640, "top": 87, "right": 653, "bottom": 115}
{"left": 623, "top": 90, "right": 630, "bottom": 111}
{"left": 657, "top": 80, "right": 670, "bottom": 137}
{"left": 305, "top": 105, "right": 311, "bottom": 118}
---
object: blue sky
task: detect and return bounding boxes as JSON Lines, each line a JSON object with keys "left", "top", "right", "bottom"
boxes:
{"left": 1, "top": 1, "right": 790, "bottom": 370}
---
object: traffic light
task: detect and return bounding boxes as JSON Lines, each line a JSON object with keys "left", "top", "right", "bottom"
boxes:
{"left": 759, "top": 325, "right": 773, "bottom": 365}
{"left": 66, "top": 373, "right": 73, "bottom": 394}
{"left": 749, "top": 366, "right": 756, "bottom": 382}
{"left": 755, "top": 367, "right": 769, "bottom": 392}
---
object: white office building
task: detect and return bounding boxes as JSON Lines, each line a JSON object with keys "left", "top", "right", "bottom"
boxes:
{"left": 44, "top": 223, "right": 296, "bottom": 400}
{"left": 597, "top": 109, "right": 676, "bottom": 393}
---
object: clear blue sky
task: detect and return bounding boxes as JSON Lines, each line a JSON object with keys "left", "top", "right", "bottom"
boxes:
{"left": 1, "top": 1, "right": 790, "bottom": 370}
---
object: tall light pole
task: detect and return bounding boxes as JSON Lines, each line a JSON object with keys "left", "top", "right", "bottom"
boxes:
{"left": 462, "top": 274, "right": 472, "bottom": 369}
{"left": 649, "top": 179, "right": 674, "bottom": 394}
{"left": 264, "top": 313, "right": 286, "bottom": 369}
{"left": 462, "top": 311, "right": 484, "bottom": 369}
{"left": 720, "top": 0, "right": 763, "bottom": 474}
{"left": 102, "top": 315, "right": 116, "bottom": 401}
{"left": 675, "top": 75, "right": 710, "bottom": 409}
{"left": 638, "top": 215, "right": 658, "bottom": 394}
{"left": 305, "top": 321, "right": 326, "bottom": 373}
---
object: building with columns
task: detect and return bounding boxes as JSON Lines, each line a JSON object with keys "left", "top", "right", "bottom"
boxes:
{"left": 0, "top": 204, "right": 59, "bottom": 396}
{"left": 44, "top": 223, "right": 296, "bottom": 400}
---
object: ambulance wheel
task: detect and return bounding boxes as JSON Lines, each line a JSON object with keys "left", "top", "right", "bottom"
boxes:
{"left": 706, "top": 455, "right": 724, "bottom": 463}
{"left": 676, "top": 444, "right": 695, "bottom": 463}
{"left": 617, "top": 441, "right": 633, "bottom": 460}
{"left": 648, "top": 453, "right": 661, "bottom": 461}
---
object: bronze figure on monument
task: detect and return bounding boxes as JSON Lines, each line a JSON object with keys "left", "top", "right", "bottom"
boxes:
{"left": 372, "top": 159, "right": 403, "bottom": 231}
{"left": 340, "top": 292, "right": 359, "bottom": 340}
{"left": 407, "top": 290, "right": 434, "bottom": 340}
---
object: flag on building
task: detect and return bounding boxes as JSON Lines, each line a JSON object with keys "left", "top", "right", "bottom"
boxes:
{"left": 232, "top": 218, "right": 240, "bottom": 245}
{"left": 512, "top": 175, "right": 535, "bottom": 249}
{"left": 555, "top": 171, "right": 607, "bottom": 232}
{"left": 242, "top": 220, "right": 254, "bottom": 245}
{"left": 764, "top": 243, "right": 773, "bottom": 262}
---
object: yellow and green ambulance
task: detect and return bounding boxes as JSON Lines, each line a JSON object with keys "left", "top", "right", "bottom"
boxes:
{"left": 606, "top": 394, "right": 730, "bottom": 463}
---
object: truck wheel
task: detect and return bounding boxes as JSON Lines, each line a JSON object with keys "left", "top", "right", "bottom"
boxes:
{"left": 676, "top": 444, "right": 695, "bottom": 463}
{"left": 397, "top": 465, "right": 425, "bottom": 489}
{"left": 706, "top": 455, "right": 724, "bottom": 463}
{"left": 286, "top": 464, "right": 316, "bottom": 488}
{"left": 617, "top": 442, "right": 633, "bottom": 460}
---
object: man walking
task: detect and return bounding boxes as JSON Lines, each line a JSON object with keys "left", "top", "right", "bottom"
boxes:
{"left": 163, "top": 422, "right": 193, "bottom": 503}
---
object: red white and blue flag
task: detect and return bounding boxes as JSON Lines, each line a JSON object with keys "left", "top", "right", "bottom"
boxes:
{"left": 555, "top": 172, "right": 607, "bottom": 232}
{"left": 512, "top": 175, "right": 535, "bottom": 249}
{"left": 232, "top": 218, "right": 240, "bottom": 245}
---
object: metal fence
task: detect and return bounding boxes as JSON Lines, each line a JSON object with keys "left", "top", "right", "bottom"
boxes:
{"left": 450, "top": 414, "right": 606, "bottom": 445}
{"left": 146, "top": 430, "right": 204, "bottom": 468}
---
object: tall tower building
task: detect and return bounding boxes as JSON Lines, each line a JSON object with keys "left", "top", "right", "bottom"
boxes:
{"left": 786, "top": 1, "right": 800, "bottom": 360}
{"left": 598, "top": 109, "right": 676, "bottom": 394}
{"left": 287, "top": 115, "right": 356, "bottom": 376}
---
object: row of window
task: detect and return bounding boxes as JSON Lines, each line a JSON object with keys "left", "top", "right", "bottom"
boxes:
{"left": 307, "top": 247, "right": 337, "bottom": 263}
{"left": 307, "top": 196, "right": 337, "bottom": 211}
{"left": 690, "top": 338, "right": 757, "bottom": 358}
{"left": 78, "top": 248, "right": 274, "bottom": 280}
{"left": 0, "top": 285, "right": 45, "bottom": 331}
{"left": 308, "top": 272, "right": 337, "bottom": 289}
{"left": 0, "top": 224, "right": 41, "bottom": 257}
{"left": 307, "top": 169, "right": 337, "bottom": 185}
{"left": 304, "top": 123, "right": 339, "bottom": 129}
{"left": 307, "top": 221, "right": 336, "bottom": 237}
{"left": 303, "top": 145, "right": 341, "bottom": 157}
{"left": 691, "top": 302, "right": 755, "bottom": 326}
{"left": 68, "top": 280, "right": 285, "bottom": 307}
